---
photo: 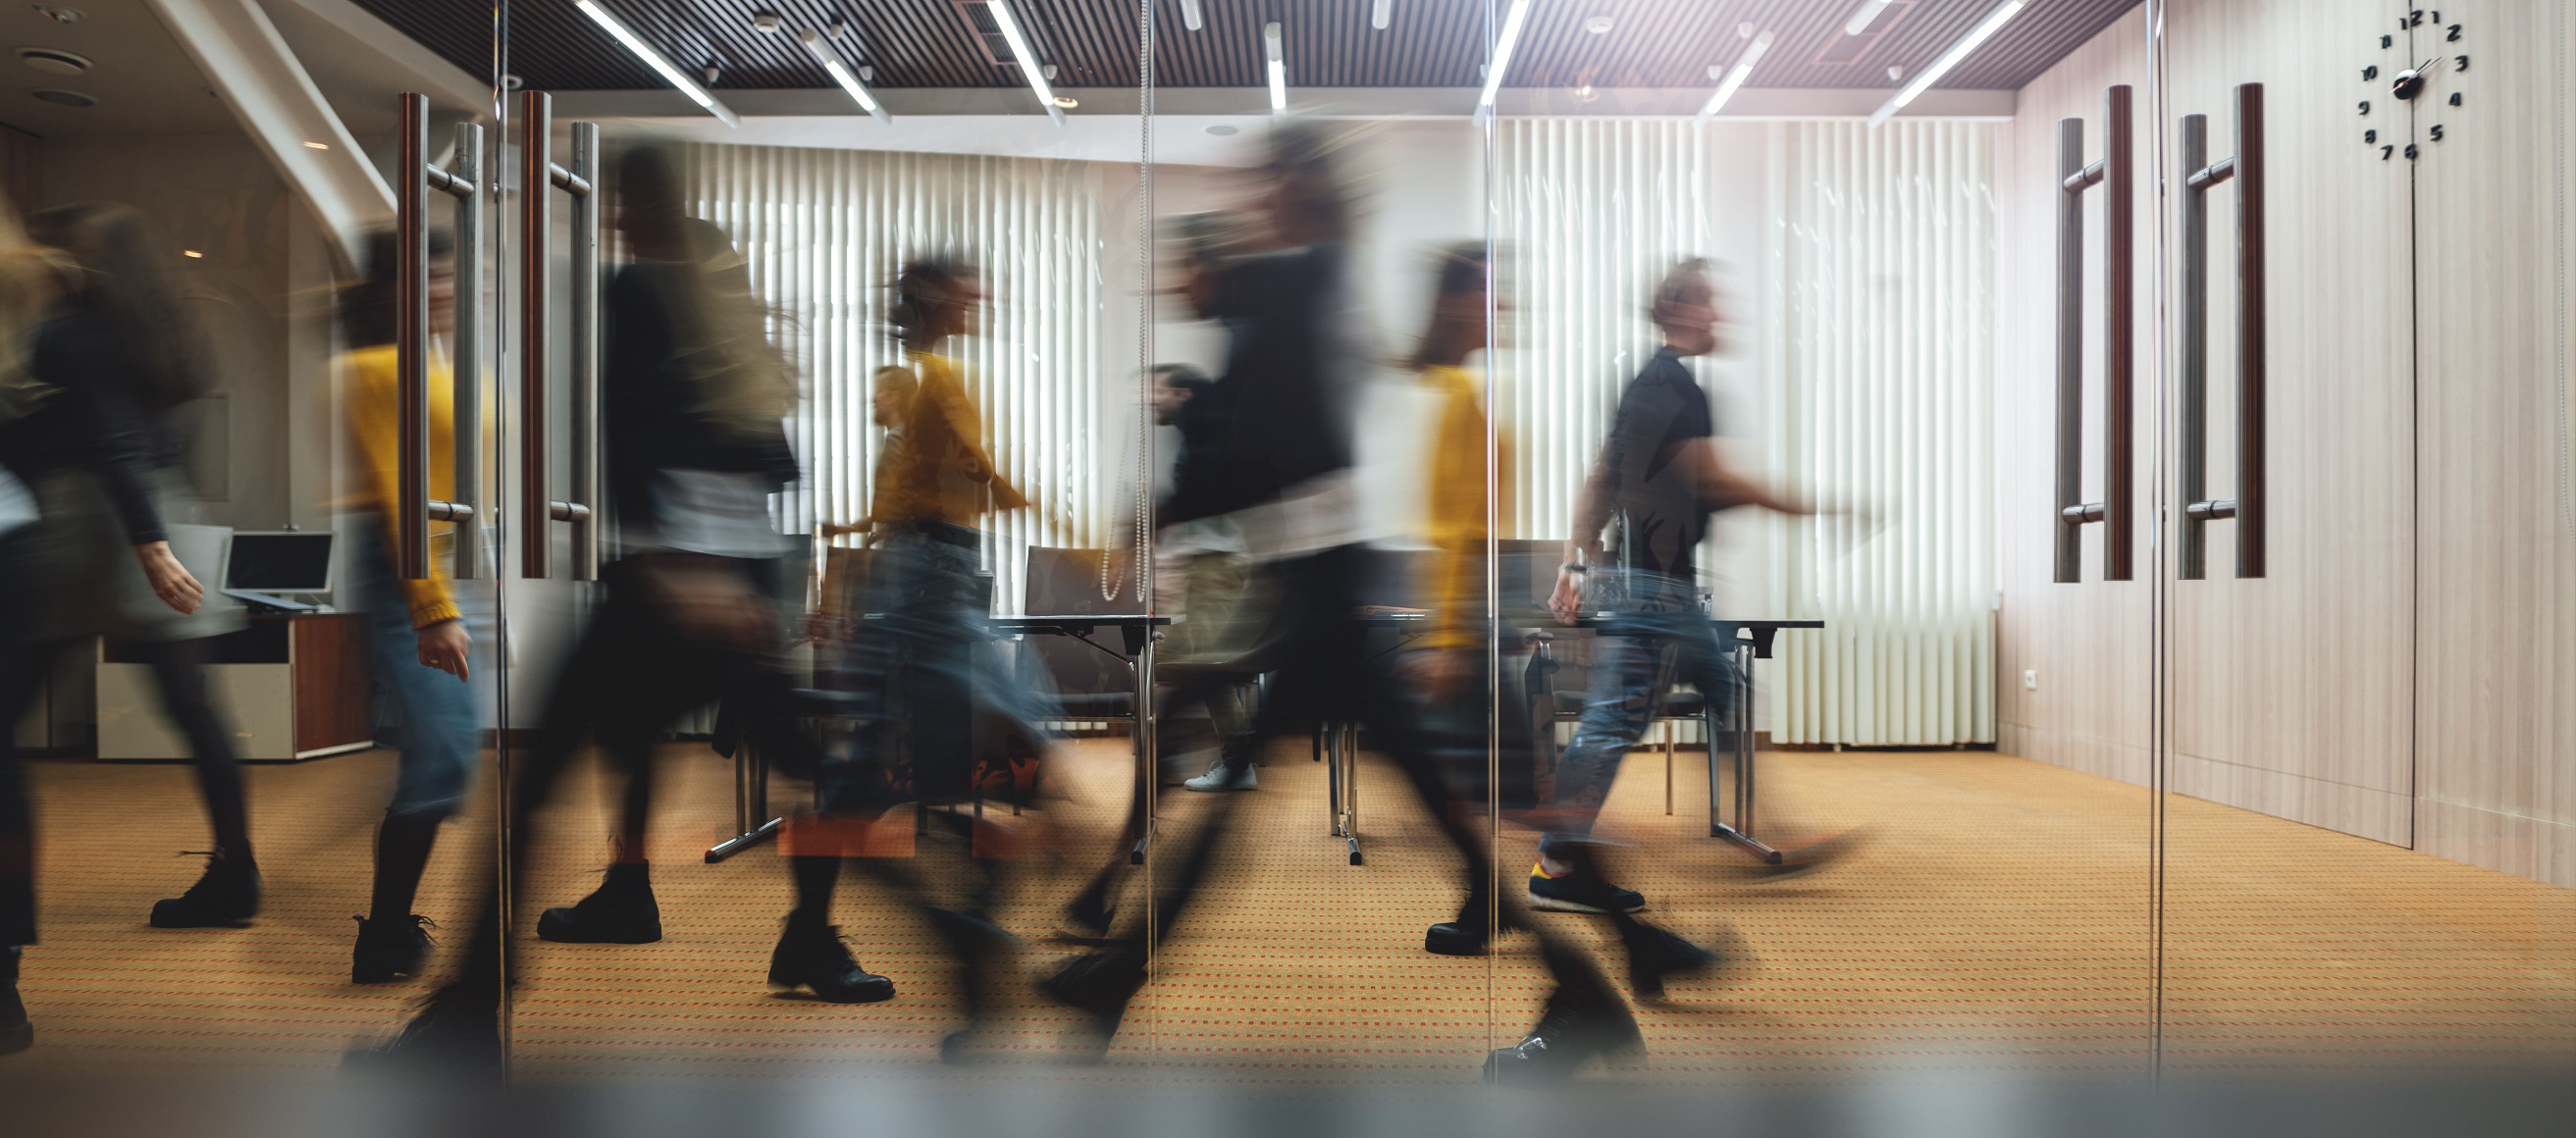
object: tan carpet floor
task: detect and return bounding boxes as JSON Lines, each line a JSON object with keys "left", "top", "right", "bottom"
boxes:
{"left": 7, "top": 738, "right": 2571, "bottom": 1083}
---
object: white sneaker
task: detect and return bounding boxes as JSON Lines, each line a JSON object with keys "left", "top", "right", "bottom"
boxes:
{"left": 1183, "top": 762, "right": 1258, "bottom": 793}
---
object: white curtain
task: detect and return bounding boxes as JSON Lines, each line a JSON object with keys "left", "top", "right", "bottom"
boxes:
{"left": 684, "top": 143, "right": 1118, "bottom": 613}
{"left": 1496, "top": 119, "right": 1996, "bottom": 746}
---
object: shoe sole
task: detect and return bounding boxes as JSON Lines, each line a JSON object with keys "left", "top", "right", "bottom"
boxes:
{"left": 537, "top": 915, "right": 662, "bottom": 944}
{"left": 1526, "top": 894, "right": 1647, "bottom": 915}
{"left": 149, "top": 914, "right": 255, "bottom": 929}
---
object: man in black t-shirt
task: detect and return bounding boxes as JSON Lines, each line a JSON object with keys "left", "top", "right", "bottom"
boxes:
{"left": 1477, "top": 260, "right": 1824, "bottom": 1081}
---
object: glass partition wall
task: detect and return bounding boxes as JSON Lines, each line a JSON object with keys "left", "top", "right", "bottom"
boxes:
{"left": 0, "top": 0, "right": 2563, "bottom": 1098}
{"left": 2148, "top": 0, "right": 2576, "bottom": 1078}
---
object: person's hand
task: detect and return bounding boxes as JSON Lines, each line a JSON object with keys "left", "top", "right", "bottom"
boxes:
{"left": 416, "top": 618, "right": 471, "bottom": 680}
{"left": 133, "top": 542, "right": 204, "bottom": 615}
{"left": 1548, "top": 566, "right": 1586, "bottom": 626}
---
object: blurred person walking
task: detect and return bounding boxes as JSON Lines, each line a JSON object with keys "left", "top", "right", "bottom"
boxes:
{"left": 357, "top": 142, "right": 814, "bottom": 1065}
{"left": 0, "top": 191, "right": 70, "bottom": 1055}
{"left": 2, "top": 203, "right": 252, "bottom": 932}
{"left": 333, "top": 229, "right": 488, "bottom": 984}
{"left": 783, "top": 254, "right": 1066, "bottom": 1054}
{"left": 1040, "top": 131, "right": 1639, "bottom": 1082}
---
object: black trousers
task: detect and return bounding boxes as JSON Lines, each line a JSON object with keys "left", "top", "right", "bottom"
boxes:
{"left": 443, "top": 557, "right": 795, "bottom": 999}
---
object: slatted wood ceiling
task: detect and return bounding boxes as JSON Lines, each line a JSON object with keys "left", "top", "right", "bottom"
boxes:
{"left": 352, "top": 0, "right": 2138, "bottom": 94}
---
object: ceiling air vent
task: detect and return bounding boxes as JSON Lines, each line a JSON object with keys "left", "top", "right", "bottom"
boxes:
{"left": 951, "top": 0, "right": 1017, "bottom": 67}
{"left": 28, "top": 87, "right": 94, "bottom": 107}
{"left": 18, "top": 47, "right": 89, "bottom": 75}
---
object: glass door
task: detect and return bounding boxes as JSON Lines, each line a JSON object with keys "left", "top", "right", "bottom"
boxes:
{"left": 2151, "top": 0, "right": 2576, "bottom": 1078}
{"left": 0, "top": 0, "right": 507, "bottom": 1072}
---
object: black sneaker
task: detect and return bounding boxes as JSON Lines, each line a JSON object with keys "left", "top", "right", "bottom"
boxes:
{"left": 149, "top": 853, "right": 261, "bottom": 928}
{"left": 536, "top": 863, "right": 661, "bottom": 944}
{"left": 1621, "top": 921, "right": 1717, "bottom": 1001}
{"left": 1484, "top": 988, "right": 1642, "bottom": 1084}
{"left": 766, "top": 917, "right": 895, "bottom": 1004}
{"left": 2, "top": 946, "right": 29, "bottom": 1057}
{"left": 351, "top": 914, "right": 436, "bottom": 984}
{"left": 1424, "top": 921, "right": 1490, "bottom": 957}
{"left": 1526, "top": 862, "right": 1645, "bottom": 914}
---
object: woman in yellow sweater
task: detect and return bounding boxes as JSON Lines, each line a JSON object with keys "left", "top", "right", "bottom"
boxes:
{"left": 336, "top": 230, "right": 482, "bottom": 985}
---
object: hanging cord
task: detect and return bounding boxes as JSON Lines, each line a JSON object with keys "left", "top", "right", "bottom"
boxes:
{"left": 1098, "top": 425, "right": 1148, "bottom": 603}
{"left": 2560, "top": 0, "right": 2575, "bottom": 543}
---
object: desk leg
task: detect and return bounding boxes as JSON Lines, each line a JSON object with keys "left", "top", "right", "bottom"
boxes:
{"left": 1709, "top": 645, "right": 1780, "bottom": 863}
{"left": 1342, "top": 722, "right": 1362, "bottom": 865}
{"left": 707, "top": 740, "right": 783, "bottom": 862}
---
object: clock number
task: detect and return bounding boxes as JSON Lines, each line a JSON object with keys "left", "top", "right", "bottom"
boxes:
{"left": 2431, "top": 10, "right": 2441, "bottom": 23}
{"left": 2447, "top": 24, "right": 2463, "bottom": 42}
{"left": 2455, "top": 54, "right": 2470, "bottom": 72}
{"left": 2364, "top": 129, "right": 2378, "bottom": 144}
{"left": 2382, "top": 33, "right": 2394, "bottom": 48}
{"left": 2449, "top": 91, "right": 2462, "bottom": 106}
{"left": 2359, "top": 99, "right": 2372, "bottom": 115}
{"left": 2405, "top": 143, "right": 2420, "bottom": 160}
{"left": 2409, "top": 10, "right": 2424, "bottom": 27}
{"left": 2431, "top": 125, "right": 2445, "bottom": 142}
{"left": 2363, "top": 65, "right": 2380, "bottom": 80}
{"left": 2382, "top": 144, "right": 2395, "bottom": 161}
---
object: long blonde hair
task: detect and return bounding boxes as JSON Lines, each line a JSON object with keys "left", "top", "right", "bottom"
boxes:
{"left": 0, "top": 190, "right": 65, "bottom": 423}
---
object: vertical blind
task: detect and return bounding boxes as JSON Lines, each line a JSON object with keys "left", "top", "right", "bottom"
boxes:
{"left": 685, "top": 143, "right": 1117, "bottom": 614}
{"left": 1496, "top": 119, "right": 1996, "bottom": 746}
{"left": 1772, "top": 122, "right": 1996, "bottom": 746}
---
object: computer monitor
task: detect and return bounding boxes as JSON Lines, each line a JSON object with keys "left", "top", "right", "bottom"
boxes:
{"left": 225, "top": 531, "right": 334, "bottom": 595}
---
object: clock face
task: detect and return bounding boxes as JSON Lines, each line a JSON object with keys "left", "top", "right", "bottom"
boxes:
{"left": 2360, "top": 8, "right": 2468, "bottom": 163}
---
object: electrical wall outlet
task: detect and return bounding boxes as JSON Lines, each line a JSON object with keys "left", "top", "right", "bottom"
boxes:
{"left": 2023, "top": 668, "right": 2038, "bottom": 691}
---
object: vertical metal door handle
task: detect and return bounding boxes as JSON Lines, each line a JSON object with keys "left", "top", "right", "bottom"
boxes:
{"left": 518, "top": 92, "right": 603, "bottom": 581}
{"left": 2180, "top": 83, "right": 2267, "bottom": 580}
{"left": 396, "top": 94, "right": 483, "bottom": 582}
{"left": 2052, "top": 84, "right": 2135, "bottom": 584}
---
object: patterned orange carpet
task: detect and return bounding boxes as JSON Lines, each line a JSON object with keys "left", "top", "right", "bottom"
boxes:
{"left": 7, "top": 738, "right": 2571, "bottom": 1082}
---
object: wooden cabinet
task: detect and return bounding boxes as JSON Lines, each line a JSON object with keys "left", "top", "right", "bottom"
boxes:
{"left": 95, "top": 613, "right": 373, "bottom": 761}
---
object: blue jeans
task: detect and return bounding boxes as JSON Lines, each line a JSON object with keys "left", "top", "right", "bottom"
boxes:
{"left": 350, "top": 525, "right": 482, "bottom": 820}
{"left": 1549, "top": 569, "right": 1736, "bottom": 847}
{"left": 820, "top": 523, "right": 1053, "bottom": 812}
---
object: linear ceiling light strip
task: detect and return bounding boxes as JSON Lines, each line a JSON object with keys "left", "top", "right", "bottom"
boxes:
{"left": 799, "top": 27, "right": 890, "bottom": 123}
{"left": 573, "top": 0, "right": 739, "bottom": 127}
{"left": 1867, "top": 0, "right": 2024, "bottom": 127}
{"left": 985, "top": 0, "right": 1067, "bottom": 126}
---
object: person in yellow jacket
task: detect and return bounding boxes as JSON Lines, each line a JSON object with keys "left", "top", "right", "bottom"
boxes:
{"left": 335, "top": 230, "right": 484, "bottom": 986}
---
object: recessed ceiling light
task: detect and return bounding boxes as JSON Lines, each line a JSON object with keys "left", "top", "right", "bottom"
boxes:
{"left": 182, "top": 249, "right": 203, "bottom": 258}
{"left": 27, "top": 87, "right": 92, "bottom": 107}
{"left": 751, "top": 11, "right": 782, "bottom": 33}
{"left": 1205, "top": 124, "right": 1237, "bottom": 136}
{"left": 28, "top": 5, "right": 80, "bottom": 26}
{"left": 17, "top": 47, "right": 88, "bottom": 76}
{"left": 1584, "top": 16, "right": 1612, "bottom": 34}
{"left": 300, "top": 140, "right": 329, "bottom": 150}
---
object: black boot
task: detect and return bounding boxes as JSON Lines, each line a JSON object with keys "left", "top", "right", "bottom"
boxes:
{"left": 2, "top": 946, "right": 29, "bottom": 1057}
{"left": 1425, "top": 896, "right": 1519, "bottom": 957}
{"left": 1038, "top": 945, "right": 1146, "bottom": 1060}
{"left": 350, "top": 914, "right": 436, "bottom": 984}
{"left": 1484, "top": 986, "right": 1642, "bottom": 1084}
{"left": 536, "top": 863, "right": 661, "bottom": 944}
{"left": 766, "top": 914, "right": 894, "bottom": 1004}
{"left": 149, "top": 851, "right": 261, "bottom": 928}
{"left": 343, "top": 984, "right": 502, "bottom": 1074}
